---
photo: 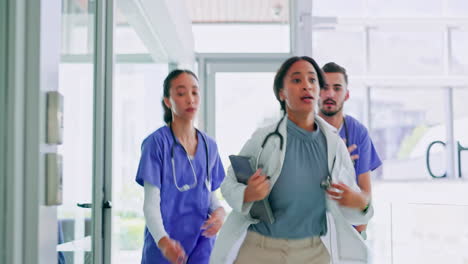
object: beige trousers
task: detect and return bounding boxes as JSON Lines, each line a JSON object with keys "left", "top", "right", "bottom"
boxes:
{"left": 234, "top": 231, "right": 330, "bottom": 264}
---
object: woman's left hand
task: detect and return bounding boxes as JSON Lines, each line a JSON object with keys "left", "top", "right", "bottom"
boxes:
{"left": 326, "top": 182, "right": 368, "bottom": 210}
{"left": 201, "top": 207, "right": 226, "bottom": 237}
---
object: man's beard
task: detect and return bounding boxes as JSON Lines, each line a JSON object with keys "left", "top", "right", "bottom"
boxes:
{"left": 320, "top": 103, "right": 344, "bottom": 117}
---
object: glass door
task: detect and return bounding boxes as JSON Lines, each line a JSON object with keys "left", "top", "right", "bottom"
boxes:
{"left": 108, "top": 2, "right": 170, "bottom": 263}
{"left": 57, "top": 0, "right": 106, "bottom": 263}
{"left": 203, "top": 61, "right": 285, "bottom": 212}
{"left": 213, "top": 71, "right": 282, "bottom": 168}
{"left": 205, "top": 62, "right": 285, "bottom": 164}
{"left": 111, "top": 62, "right": 168, "bottom": 263}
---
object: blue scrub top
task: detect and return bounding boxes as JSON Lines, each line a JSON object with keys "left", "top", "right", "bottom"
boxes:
{"left": 135, "top": 126, "right": 225, "bottom": 264}
{"left": 339, "top": 115, "right": 382, "bottom": 180}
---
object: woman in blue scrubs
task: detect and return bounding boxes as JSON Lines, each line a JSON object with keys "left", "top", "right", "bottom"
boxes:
{"left": 136, "top": 69, "right": 226, "bottom": 264}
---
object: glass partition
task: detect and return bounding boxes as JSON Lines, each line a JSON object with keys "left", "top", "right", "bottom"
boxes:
{"left": 111, "top": 63, "right": 168, "bottom": 263}
{"left": 214, "top": 72, "right": 282, "bottom": 168}
{"left": 57, "top": 1, "right": 95, "bottom": 262}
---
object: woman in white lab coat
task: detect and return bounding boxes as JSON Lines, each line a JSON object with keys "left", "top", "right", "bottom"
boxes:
{"left": 211, "top": 56, "right": 373, "bottom": 264}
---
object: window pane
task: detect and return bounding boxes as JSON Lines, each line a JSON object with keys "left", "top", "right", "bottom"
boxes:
{"left": 370, "top": 88, "right": 446, "bottom": 180}
{"left": 114, "top": 7, "right": 151, "bottom": 54}
{"left": 58, "top": 1, "right": 95, "bottom": 262}
{"left": 312, "top": 0, "right": 366, "bottom": 17}
{"left": 114, "top": 26, "right": 150, "bottom": 54}
{"left": 447, "top": 0, "right": 468, "bottom": 17}
{"left": 369, "top": 31, "right": 444, "bottom": 75}
{"left": 368, "top": 0, "right": 443, "bottom": 17}
{"left": 188, "top": 0, "right": 290, "bottom": 53}
{"left": 58, "top": 63, "right": 94, "bottom": 264}
{"left": 61, "top": 0, "right": 94, "bottom": 55}
{"left": 313, "top": 0, "right": 447, "bottom": 17}
{"left": 343, "top": 82, "right": 367, "bottom": 123}
{"left": 312, "top": 29, "right": 366, "bottom": 74}
{"left": 112, "top": 64, "right": 168, "bottom": 264}
{"left": 192, "top": 24, "right": 289, "bottom": 53}
{"left": 454, "top": 87, "right": 468, "bottom": 178}
{"left": 451, "top": 30, "right": 468, "bottom": 75}
{"left": 215, "top": 72, "right": 282, "bottom": 167}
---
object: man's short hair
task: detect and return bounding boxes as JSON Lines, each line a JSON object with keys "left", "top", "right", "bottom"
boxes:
{"left": 322, "top": 62, "right": 348, "bottom": 84}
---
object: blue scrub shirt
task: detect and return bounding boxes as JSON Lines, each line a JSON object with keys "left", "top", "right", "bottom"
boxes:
{"left": 339, "top": 115, "right": 382, "bottom": 180}
{"left": 136, "top": 126, "right": 225, "bottom": 264}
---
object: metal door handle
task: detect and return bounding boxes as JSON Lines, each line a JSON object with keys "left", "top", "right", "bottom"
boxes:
{"left": 103, "top": 200, "right": 112, "bottom": 208}
{"left": 77, "top": 203, "right": 92, "bottom": 208}
{"left": 77, "top": 201, "right": 112, "bottom": 209}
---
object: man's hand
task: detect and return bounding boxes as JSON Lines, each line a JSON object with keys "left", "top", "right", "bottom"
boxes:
{"left": 326, "top": 182, "right": 368, "bottom": 210}
{"left": 201, "top": 207, "right": 226, "bottom": 237}
{"left": 343, "top": 138, "right": 359, "bottom": 161}
{"left": 243, "top": 169, "right": 270, "bottom": 203}
{"left": 158, "top": 237, "right": 187, "bottom": 264}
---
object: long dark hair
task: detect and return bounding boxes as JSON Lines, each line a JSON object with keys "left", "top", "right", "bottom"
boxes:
{"left": 273, "top": 56, "right": 325, "bottom": 113}
{"left": 162, "top": 69, "right": 198, "bottom": 124}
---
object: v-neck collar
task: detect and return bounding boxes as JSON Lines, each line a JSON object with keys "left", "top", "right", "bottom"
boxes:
{"left": 166, "top": 125, "right": 202, "bottom": 157}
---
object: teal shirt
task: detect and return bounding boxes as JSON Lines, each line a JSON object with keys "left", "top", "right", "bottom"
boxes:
{"left": 250, "top": 119, "right": 328, "bottom": 239}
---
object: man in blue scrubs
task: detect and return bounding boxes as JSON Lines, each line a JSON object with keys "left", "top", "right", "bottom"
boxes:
{"left": 318, "top": 62, "right": 382, "bottom": 236}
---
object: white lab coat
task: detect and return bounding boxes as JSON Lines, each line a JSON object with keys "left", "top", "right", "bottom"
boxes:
{"left": 210, "top": 115, "right": 373, "bottom": 264}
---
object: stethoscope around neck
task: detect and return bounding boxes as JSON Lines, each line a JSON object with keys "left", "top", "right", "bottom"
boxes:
{"left": 168, "top": 123, "right": 211, "bottom": 192}
{"left": 256, "top": 115, "right": 336, "bottom": 190}
{"left": 320, "top": 117, "right": 349, "bottom": 190}
{"left": 254, "top": 114, "right": 341, "bottom": 190}
{"left": 255, "top": 115, "right": 286, "bottom": 170}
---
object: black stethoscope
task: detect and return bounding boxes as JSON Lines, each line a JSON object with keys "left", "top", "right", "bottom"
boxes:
{"left": 320, "top": 117, "right": 351, "bottom": 190}
{"left": 255, "top": 115, "right": 286, "bottom": 169}
{"left": 169, "top": 123, "right": 211, "bottom": 192}
{"left": 256, "top": 115, "right": 338, "bottom": 190}
{"left": 343, "top": 117, "right": 350, "bottom": 148}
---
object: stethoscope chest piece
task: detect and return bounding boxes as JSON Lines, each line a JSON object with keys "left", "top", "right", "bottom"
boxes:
{"left": 180, "top": 184, "right": 191, "bottom": 192}
{"left": 320, "top": 177, "right": 332, "bottom": 190}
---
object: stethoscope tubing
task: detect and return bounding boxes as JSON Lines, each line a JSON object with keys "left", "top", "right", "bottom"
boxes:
{"left": 254, "top": 116, "right": 339, "bottom": 190}
{"left": 169, "top": 123, "right": 211, "bottom": 192}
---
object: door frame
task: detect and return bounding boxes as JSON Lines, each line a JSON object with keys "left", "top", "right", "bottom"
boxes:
{"left": 0, "top": 0, "right": 114, "bottom": 262}
{"left": 4, "top": 0, "right": 41, "bottom": 263}
{"left": 0, "top": 0, "right": 7, "bottom": 262}
{"left": 93, "top": 0, "right": 114, "bottom": 263}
